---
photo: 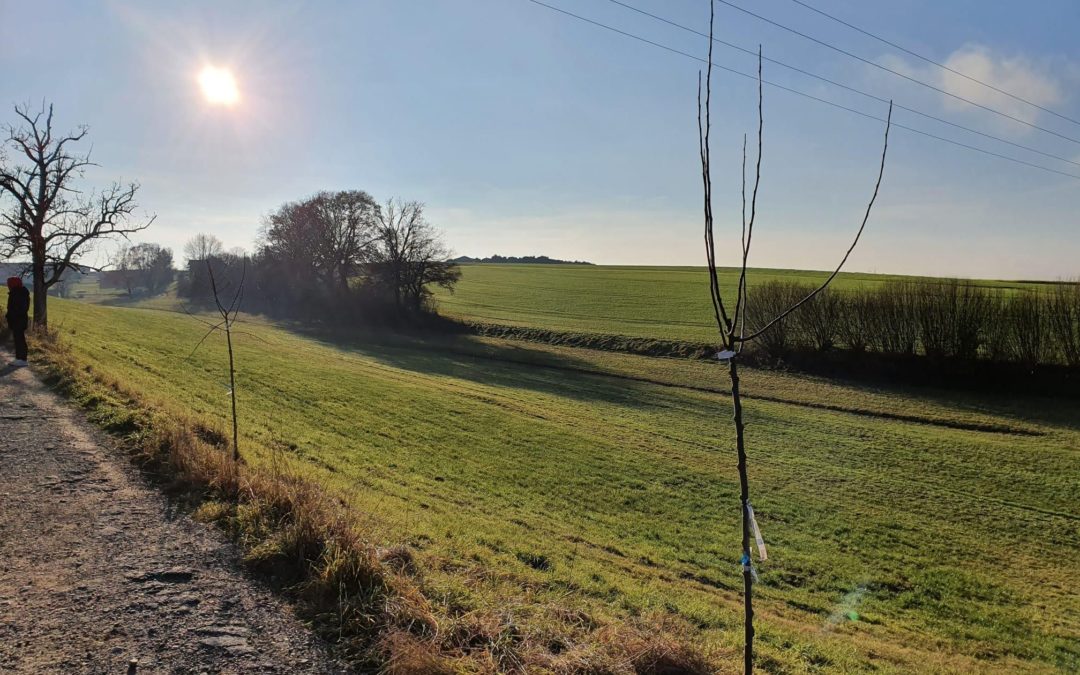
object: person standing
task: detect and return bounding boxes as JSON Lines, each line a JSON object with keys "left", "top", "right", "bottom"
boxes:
{"left": 5, "top": 276, "right": 29, "bottom": 367}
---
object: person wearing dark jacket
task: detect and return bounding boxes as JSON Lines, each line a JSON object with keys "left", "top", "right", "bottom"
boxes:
{"left": 5, "top": 276, "right": 30, "bottom": 367}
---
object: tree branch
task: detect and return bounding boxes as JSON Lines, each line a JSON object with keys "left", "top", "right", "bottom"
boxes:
{"left": 700, "top": 0, "right": 733, "bottom": 337}
{"left": 738, "top": 101, "right": 893, "bottom": 343}
{"left": 186, "top": 321, "right": 227, "bottom": 360}
{"left": 733, "top": 47, "right": 764, "bottom": 348}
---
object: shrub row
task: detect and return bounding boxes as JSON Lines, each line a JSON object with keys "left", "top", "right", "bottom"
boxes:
{"left": 745, "top": 279, "right": 1080, "bottom": 367}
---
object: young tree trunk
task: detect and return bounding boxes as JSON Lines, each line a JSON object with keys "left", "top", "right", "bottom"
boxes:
{"left": 226, "top": 323, "right": 239, "bottom": 463}
{"left": 728, "top": 359, "right": 754, "bottom": 673}
{"left": 198, "top": 259, "right": 244, "bottom": 464}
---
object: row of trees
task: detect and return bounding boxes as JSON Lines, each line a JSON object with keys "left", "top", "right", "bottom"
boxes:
{"left": 0, "top": 104, "right": 458, "bottom": 327}
{"left": 746, "top": 278, "right": 1080, "bottom": 367}
{"left": 109, "top": 242, "right": 174, "bottom": 296}
{"left": 179, "top": 191, "right": 459, "bottom": 320}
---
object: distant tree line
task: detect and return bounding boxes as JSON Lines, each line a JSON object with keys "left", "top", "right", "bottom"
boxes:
{"left": 453, "top": 254, "right": 593, "bottom": 265}
{"left": 178, "top": 191, "right": 460, "bottom": 322}
{"left": 103, "top": 242, "right": 174, "bottom": 296}
{"left": 746, "top": 278, "right": 1080, "bottom": 368}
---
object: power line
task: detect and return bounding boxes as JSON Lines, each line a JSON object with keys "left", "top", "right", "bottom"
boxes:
{"left": 604, "top": 0, "right": 1080, "bottom": 169}
{"left": 712, "top": 0, "right": 1080, "bottom": 146}
{"left": 786, "top": 0, "right": 1080, "bottom": 128}
{"left": 524, "top": 0, "right": 1080, "bottom": 181}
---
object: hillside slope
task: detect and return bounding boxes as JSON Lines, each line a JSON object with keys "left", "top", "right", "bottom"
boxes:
{"left": 38, "top": 298, "right": 1080, "bottom": 673}
{"left": 431, "top": 264, "right": 1062, "bottom": 343}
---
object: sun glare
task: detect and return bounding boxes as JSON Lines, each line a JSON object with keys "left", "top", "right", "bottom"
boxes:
{"left": 198, "top": 66, "right": 240, "bottom": 106}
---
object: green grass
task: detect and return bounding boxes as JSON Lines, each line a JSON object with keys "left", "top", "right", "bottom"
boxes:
{"left": 43, "top": 297, "right": 1080, "bottom": 673}
{"left": 432, "top": 264, "right": 1064, "bottom": 343}
{"left": 59, "top": 276, "right": 186, "bottom": 311}
{"left": 60, "top": 275, "right": 128, "bottom": 304}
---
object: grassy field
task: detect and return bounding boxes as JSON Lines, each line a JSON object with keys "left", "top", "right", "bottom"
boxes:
{"left": 432, "top": 264, "right": 1063, "bottom": 343}
{"left": 62, "top": 275, "right": 128, "bottom": 304}
{"left": 60, "top": 275, "right": 181, "bottom": 309}
{"left": 41, "top": 297, "right": 1080, "bottom": 673}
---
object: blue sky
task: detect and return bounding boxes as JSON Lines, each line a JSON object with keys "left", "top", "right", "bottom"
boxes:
{"left": 1, "top": 0, "right": 1078, "bottom": 279}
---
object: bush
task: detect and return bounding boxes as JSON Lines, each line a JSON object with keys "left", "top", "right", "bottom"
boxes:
{"left": 744, "top": 281, "right": 810, "bottom": 357}
{"left": 983, "top": 295, "right": 1013, "bottom": 363}
{"left": 835, "top": 289, "right": 875, "bottom": 352}
{"left": 1007, "top": 291, "right": 1048, "bottom": 367}
{"left": 867, "top": 281, "right": 918, "bottom": 356}
{"left": 914, "top": 280, "right": 990, "bottom": 360}
{"left": 796, "top": 288, "right": 842, "bottom": 351}
{"left": 739, "top": 278, "right": 1077, "bottom": 369}
{"left": 1047, "top": 282, "right": 1080, "bottom": 366}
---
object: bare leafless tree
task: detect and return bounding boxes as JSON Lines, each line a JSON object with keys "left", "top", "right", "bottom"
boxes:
{"left": 111, "top": 243, "right": 138, "bottom": 297}
{"left": 696, "top": 5, "right": 892, "bottom": 671}
{"left": 188, "top": 259, "right": 247, "bottom": 463}
{"left": 111, "top": 242, "right": 174, "bottom": 297}
{"left": 373, "top": 199, "right": 461, "bottom": 312}
{"left": 183, "top": 233, "right": 225, "bottom": 264}
{"left": 0, "top": 103, "right": 154, "bottom": 328}
{"left": 1048, "top": 280, "right": 1080, "bottom": 367}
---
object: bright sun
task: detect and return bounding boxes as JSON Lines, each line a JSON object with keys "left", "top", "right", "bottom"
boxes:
{"left": 198, "top": 66, "right": 240, "bottom": 106}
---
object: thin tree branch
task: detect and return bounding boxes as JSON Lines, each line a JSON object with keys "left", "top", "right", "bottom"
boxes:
{"left": 206, "top": 259, "right": 228, "bottom": 320}
{"left": 230, "top": 330, "right": 269, "bottom": 344}
{"left": 186, "top": 321, "right": 227, "bottom": 360}
{"left": 733, "top": 47, "right": 764, "bottom": 347}
{"left": 737, "top": 101, "right": 893, "bottom": 343}
{"left": 737, "top": 135, "right": 750, "bottom": 351}
{"left": 700, "top": 0, "right": 732, "bottom": 336}
{"left": 225, "top": 259, "right": 247, "bottom": 316}
{"left": 180, "top": 302, "right": 226, "bottom": 330}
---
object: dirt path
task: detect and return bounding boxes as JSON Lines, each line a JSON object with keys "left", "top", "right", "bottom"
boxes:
{"left": 0, "top": 363, "right": 349, "bottom": 674}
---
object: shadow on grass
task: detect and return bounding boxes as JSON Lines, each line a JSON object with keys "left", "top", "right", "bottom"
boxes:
{"left": 97, "top": 289, "right": 173, "bottom": 307}
{"left": 772, "top": 358, "right": 1080, "bottom": 434}
{"left": 392, "top": 333, "right": 1079, "bottom": 435}
{"left": 228, "top": 313, "right": 1079, "bottom": 435}
{"left": 467, "top": 321, "right": 1080, "bottom": 434}
{"left": 282, "top": 322, "right": 658, "bottom": 408}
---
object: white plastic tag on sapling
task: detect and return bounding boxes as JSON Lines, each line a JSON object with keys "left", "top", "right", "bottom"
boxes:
{"left": 747, "top": 502, "right": 768, "bottom": 561}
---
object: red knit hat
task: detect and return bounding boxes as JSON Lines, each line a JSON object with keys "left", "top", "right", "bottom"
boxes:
{"left": 6, "top": 277, "right": 23, "bottom": 289}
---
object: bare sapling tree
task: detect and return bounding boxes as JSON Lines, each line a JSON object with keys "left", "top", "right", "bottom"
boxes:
{"left": 696, "top": 4, "right": 892, "bottom": 672}
{"left": 0, "top": 103, "right": 154, "bottom": 328}
{"left": 188, "top": 259, "right": 247, "bottom": 463}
